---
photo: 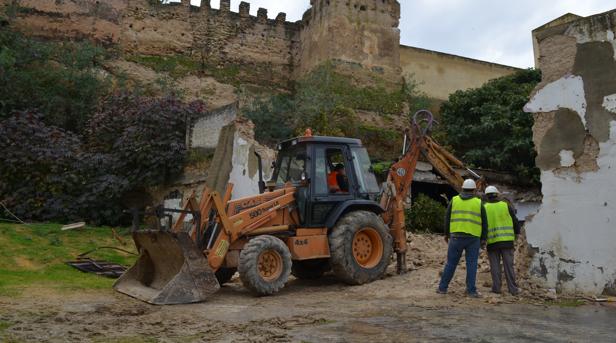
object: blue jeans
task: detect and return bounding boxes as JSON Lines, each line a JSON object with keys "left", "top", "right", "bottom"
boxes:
{"left": 438, "top": 236, "right": 480, "bottom": 294}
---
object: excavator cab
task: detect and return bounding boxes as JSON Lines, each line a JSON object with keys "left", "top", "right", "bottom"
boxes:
{"left": 272, "top": 136, "right": 382, "bottom": 228}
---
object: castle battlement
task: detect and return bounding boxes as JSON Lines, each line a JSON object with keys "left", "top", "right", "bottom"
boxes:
{"left": 136, "top": 0, "right": 296, "bottom": 28}
{"left": 2, "top": 0, "right": 402, "bottom": 87}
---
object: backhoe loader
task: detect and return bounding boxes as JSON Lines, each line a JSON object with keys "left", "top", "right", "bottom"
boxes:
{"left": 114, "top": 110, "right": 482, "bottom": 305}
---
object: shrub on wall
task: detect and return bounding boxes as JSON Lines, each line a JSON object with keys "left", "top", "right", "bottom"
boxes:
{"left": 0, "top": 94, "right": 206, "bottom": 224}
{"left": 0, "top": 29, "right": 112, "bottom": 132}
{"left": 440, "top": 69, "right": 541, "bottom": 185}
{"left": 244, "top": 63, "right": 429, "bottom": 161}
{"left": 86, "top": 93, "right": 204, "bottom": 188}
{"left": 0, "top": 111, "right": 85, "bottom": 221}
{"left": 244, "top": 94, "right": 295, "bottom": 145}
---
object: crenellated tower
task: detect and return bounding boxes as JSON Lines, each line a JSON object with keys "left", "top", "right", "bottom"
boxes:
{"left": 297, "top": 0, "right": 402, "bottom": 86}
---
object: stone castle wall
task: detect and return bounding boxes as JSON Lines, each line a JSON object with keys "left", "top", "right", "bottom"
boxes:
{"left": 122, "top": 0, "right": 301, "bottom": 86}
{"left": 297, "top": 0, "right": 401, "bottom": 84}
{"left": 2, "top": 0, "right": 401, "bottom": 86}
{"left": 2, "top": 0, "right": 522, "bottom": 97}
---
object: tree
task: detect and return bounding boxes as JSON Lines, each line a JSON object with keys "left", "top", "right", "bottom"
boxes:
{"left": 0, "top": 93, "right": 206, "bottom": 224}
{"left": 440, "top": 69, "right": 541, "bottom": 185}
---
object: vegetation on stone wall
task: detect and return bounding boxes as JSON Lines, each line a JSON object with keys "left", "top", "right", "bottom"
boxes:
{"left": 127, "top": 54, "right": 201, "bottom": 79}
{"left": 440, "top": 69, "right": 541, "bottom": 185}
{"left": 0, "top": 29, "right": 113, "bottom": 133}
{"left": 245, "top": 63, "right": 429, "bottom": 160}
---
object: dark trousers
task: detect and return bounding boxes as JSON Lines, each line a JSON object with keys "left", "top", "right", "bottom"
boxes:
{"left": 488, "top": 247, "right": 518, "bottom": 294}
{"left": 438, "top": 236, "right": 480, "bottom": 294}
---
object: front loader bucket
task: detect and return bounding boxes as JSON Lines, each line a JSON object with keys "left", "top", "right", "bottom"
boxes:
{"left": 114, "top": 231, "right": 220, "bottom": 305}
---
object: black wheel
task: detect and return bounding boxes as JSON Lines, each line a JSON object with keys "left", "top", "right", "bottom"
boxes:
{"left": 215, "top": 267, "right": 237, "bottom": 285}
{"left": 291, "top": 259, "right": 330, "bottom": 280}
{"left": 238, "top": 235, "right": 292, "bottom": 296}
{"left": 329, "top": 211, "right": 393, "bottom": 285}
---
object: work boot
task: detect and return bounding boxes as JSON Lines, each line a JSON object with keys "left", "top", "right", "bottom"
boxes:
{"left": 436, "top": 288, "right": 447, "bottom": 295}
{"left": 467, "top": 291, "right": 482, "bottom": 298}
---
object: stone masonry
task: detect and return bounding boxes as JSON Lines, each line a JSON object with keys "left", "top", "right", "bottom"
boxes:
{"left": 2, "top": 0, "right": 401, "bottom": 87}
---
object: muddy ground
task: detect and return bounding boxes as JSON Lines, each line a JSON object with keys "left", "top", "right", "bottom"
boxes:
{"left": 1, "top": 234, "right": 615, "bottom": 343}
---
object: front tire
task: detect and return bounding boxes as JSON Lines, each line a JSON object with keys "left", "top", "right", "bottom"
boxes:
{"left": 238, "top": 235, "right": 292, "bottom": 296}
{"left": 329, "top": 211, "right": 393, "bottom": 285}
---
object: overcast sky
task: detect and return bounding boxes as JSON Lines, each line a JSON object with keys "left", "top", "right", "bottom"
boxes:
{"left": 189, "top": 0, "right": 615, "bottom": 68}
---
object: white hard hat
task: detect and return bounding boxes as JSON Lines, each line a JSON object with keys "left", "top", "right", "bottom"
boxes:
{"left": 462, "top": 179, "right": 477, "bottom": 190}
{"left": 485, "top": 186, "right": 500, "bottom": 195}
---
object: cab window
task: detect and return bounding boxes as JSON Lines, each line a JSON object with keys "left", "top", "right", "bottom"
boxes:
{"left": 351, "top": 147, "right": 379, "bottom": 194}
{"left": 275, "top": 145, "right": 307, "bottom": 185}
{"left": 314, "top": 147, "right": 350, "bottom": 195}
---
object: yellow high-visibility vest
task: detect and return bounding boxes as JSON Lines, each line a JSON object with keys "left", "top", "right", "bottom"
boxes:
{"left": 485, "top": 201, "right": 515, "bottom": 245}
{"left": 450, "top": 196, "right": 482, "bottom": 238}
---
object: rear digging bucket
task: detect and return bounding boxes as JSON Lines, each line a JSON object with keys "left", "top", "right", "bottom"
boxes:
{"left": 114, "top": 231, "right": 220, "bottom": 305}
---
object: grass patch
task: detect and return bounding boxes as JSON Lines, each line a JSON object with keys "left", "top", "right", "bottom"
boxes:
{"left": 0, "top": 320, "right": 10, "bottom": 333}
{"left": 127, "top": 54, "right": 201, "bottom": 78}
{"left": 186, "top": 148, "right": 214, "bottom": 165}
{"left": 546, "top": 299, "right": 586, "bottom": 308}
{"left": 0, "top": 223, "right": 136, "bottom": 297}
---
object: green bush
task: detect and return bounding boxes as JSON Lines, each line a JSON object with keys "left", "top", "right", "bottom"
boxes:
{"left": 405, "top": 194, "right": 446, "bottom": 233}
{"left": 440, "top": 69, "right": 541, "bottom": 185}
{"left": 0, "top": 93, "right": 206, "bottom": 225}
{"left": 0, "top": 29, "right": 112, "bottom": 132}
{"left": 293, "top": 63, "right": 405, "bottom": 115}
{"left": 244, "top": 63, "right": 424, "bottom": 154}
{"left": 244, "top": 94, "right": 295, "bottom": 145}
{"left": 127, "top": 54, "right": 201, "bottom": 78}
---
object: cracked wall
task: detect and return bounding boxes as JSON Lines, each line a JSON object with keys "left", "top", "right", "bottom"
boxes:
{"left": 525, "top": 9, "right": 616, "bottom": 295}
{"left": 206, "top": 118, "right": 275, "bottom": 200}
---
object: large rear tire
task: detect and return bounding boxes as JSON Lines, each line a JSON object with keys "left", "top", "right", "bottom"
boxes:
{"left": 329, "top": 211, "right": 393, "bottom": 285}
{"left": 291, "top": 259, "right": 330, "bottom": 280}
{"left": 239, "top": 235, "right": 292, "bottom": 296}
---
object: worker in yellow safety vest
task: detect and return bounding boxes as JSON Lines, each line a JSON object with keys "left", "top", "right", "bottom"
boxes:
{"left": 437, "top": 179, "right": 487, "bottom": 298}
{"left": 484, "top": 186, "right": 521, "bottom": 296}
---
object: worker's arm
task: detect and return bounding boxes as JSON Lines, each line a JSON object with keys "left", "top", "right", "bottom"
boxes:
{"left": 480, "top": 201, "right": 488, "bottom": 242}
{"left": 443, "top": 201, "right": 452, "bottom": 239}
{"left": 508, "top": 204, "right": 521, "bottom": 237}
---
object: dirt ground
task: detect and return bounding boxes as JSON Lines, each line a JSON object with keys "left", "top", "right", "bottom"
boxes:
{"left": 1, "top": 234, "right": 615, "bottom": 343}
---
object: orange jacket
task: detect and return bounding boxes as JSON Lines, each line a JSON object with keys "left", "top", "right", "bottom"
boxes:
{"left": 327, "top": 171, "right": 340, "bottom": 191}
